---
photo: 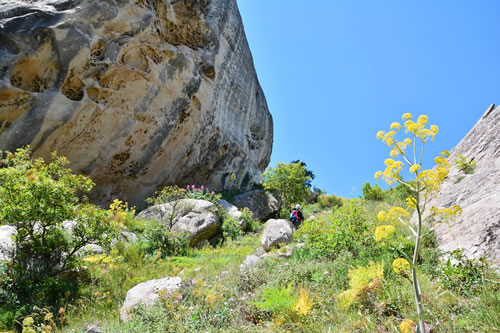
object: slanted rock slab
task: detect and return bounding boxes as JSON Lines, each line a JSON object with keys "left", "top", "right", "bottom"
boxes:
{"left": 232, "top": 190, "right": 279, "bottom": 221}
{"left": 260, "top": 219, "right": 293, "bottom": 251}
{"left": 120, "top": 276, "right": 182, "bottom": 322}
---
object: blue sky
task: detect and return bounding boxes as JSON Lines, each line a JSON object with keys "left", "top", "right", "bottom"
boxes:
{"left": 237, "top": 0, "right": 500, "bottom": 197}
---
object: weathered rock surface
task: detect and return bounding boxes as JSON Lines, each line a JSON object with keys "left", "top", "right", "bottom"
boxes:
{"left": 218, "top": 199, "right": 245, "bottom": 228}
{"left": 120, "top": 276, "right": 182, "bottom": 322}
{"left": 423, "top": 105, "right": 500, "bottom": 267}
{"left": 0, "top": 225, "right": 16, "bottom": 262}
{"left": 260, "top": 219, "right": 293, "bottom": 251}
{"left": 232, "top": 189, "right": 279, "bottom": 221}
{"left": 137, "top": 199, "right": 220, "bottom": 247}
{"left": 0, "top": 0, "right": 273, "bottom": 205}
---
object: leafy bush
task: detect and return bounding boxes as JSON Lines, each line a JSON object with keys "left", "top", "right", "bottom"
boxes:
{"left": 261, "top": 162, "right": 310, "bottom": 216}
{"left": 241, "top": 208, "right": 262, "bottom": 233}
{"left": 0, "top": 147, "right": 116, "bottom": 312}
{"left": 441, "top": 249, "right": 487, "bottom": 296}
{"left": 337, "top": 261, "right": 384, "bottom": 309}
{"left": 297, "top": 199, "right": 374, "bottom": 260}
{"left": 455, "top": 153, "right": 477, "bottom": 174}
{"left": 317, "top": 194, "right": 343, "bottom": 210}
{"left": 140, "top": 220, "right": 190, "bottom": 257}
{"left": 362, "top": 182, "right": 384, "bottom": 201}
{"left": 221, "top": 215, "right": 242, "bottom": 241}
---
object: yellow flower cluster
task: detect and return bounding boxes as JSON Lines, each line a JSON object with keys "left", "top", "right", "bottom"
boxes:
{"left": 374, "top": 158, "right": 404, "bottom": 185}
{"left": 294, "top": 287, "right": 313, "bottom": 315}
{"left": 109, "top": 199, "right": 135, "bottom": 226}
{"left": 377, "top": 206, "right": 410, "bottom": 223}
{"left": 337, "top": 261, "right": 384, "bottom": 308}
{"left": 400, "top": 319, "right": 416, "bottom": 333}
{"left": 429, "top": 205, "right": 462, "bottom": 221}
{"left": 392, "top": 258, "right": 411, "bottom": 275}
{"left": 375, "top": 225, "right": 395, "bottom": 242}
{"left": 405, "top": 196, "right": 417, "bottom": 209}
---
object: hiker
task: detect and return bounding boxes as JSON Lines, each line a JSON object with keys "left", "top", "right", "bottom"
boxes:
{"left": 289, "top": 204, "right": 304, "bottom": 227}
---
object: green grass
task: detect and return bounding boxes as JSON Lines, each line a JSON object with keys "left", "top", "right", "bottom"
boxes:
{"left": 19, "top": 199, "right": 499, "bottom": 332}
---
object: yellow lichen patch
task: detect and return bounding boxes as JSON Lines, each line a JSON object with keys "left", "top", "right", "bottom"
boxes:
{"left": 10, "top": 42, "right": 59, "bottom": 92}
{"left": 61, "top": 68, "right": 85, "bottom": 101}
{"left": 0, "top": 88, "right": 32, "bottom": 133}
{"left": 99, "top": 65, "right": 148, "bottom": 90}
{"left": 120, "top": 44, "right": 164, "bottom": 72}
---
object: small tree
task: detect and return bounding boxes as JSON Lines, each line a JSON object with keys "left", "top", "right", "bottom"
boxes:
{"left": 374, "top": 114, "right": 461, "bottom": 332}
{"left": 0, "top": 147, "right": 116, "bottom": 304}
{"left": 261, "top": 162, "right": 310, "bottom": 217}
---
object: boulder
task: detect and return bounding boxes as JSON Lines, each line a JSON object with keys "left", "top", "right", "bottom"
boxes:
{"left": 260, "top": 219, "right": 293, "bottom": 251}
{"left": 218, "top": 199, "right": 245, "bottom": 228}
{"left": 137, "top": 199, "right": 220, "bottom": 247}
{"left": 0, "top": 0, "right": 273, "bottom": 205}
{"left": 240, "top": 254, "right": 261, "bottom": 273}
{"left": 416, "top": 105, "right": 500, "bottom": 267}
{"left": 232, "top": 190, "right": 279, "bottom": 221}
{"left": 120, "top": 276, "right": 182, "bottom": 322}
{"left": 0, "top": 225, "right": 17, "bottom": 263}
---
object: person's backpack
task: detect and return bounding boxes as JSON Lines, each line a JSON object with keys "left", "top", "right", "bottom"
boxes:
{"left": 289, "top": 210, "right": 298, "bottom": 223}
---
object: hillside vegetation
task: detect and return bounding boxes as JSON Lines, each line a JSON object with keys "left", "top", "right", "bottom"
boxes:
{"left": 1, "top": 113, "right": 499, "bottom": 332}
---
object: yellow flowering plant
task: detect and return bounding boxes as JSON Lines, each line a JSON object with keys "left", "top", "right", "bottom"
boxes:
{"left": 375, "top": 113, "right": 462, "bottom": 333}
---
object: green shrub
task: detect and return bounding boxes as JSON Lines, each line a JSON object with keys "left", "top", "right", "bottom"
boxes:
{"left": 0, "top": 147, "right": 116, "bottom": 311}
{"left": 221, "top": 216, "right": 242, "bottom": 241}
{"left": 317, "top": 194, "right": 343, "bottom": 210}
{"left": 362, "top": 182, "right": 384, "bottom": 201}
{"left": 455, "top": 153, "right": 477, "bottom": 174}
{"left": 241, "top": 208, "right": 262, "bottom": 233}
{"left": 139, "top": 220, "right": 190, "bottom": 257}
{"left": 441, "top": 249, "right": 487, "bottom": 296}
{"left": 297, "top": 199, "right": 374, "bottom": 259}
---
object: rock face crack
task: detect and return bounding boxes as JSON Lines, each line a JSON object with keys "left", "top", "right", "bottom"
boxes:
{"left": 0, "top": 0, "right": 273, "bottom": 205}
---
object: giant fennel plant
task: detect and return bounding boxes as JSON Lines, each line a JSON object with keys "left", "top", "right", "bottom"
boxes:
{"left": 374, "top": 114, "right": 461, "bottom": 333}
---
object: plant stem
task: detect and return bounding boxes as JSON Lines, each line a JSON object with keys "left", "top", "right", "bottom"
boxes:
{"left": 413, "top": 181, "right": 426, "bottom": 333}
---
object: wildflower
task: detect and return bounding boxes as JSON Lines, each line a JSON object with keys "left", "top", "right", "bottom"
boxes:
{"left": 188, "top": 306, "right": 194, "bottom": 311}
{"left": 324, "top": 271, "right": 329, "bottom": 275}
{"left": 375, "top": 225, "right": 395, "bottom": 242}
{"left": 390, "top": 122, "right": 402, "bottom": 131}
{"left": 200, "top": 185, "right": 204, "bottom": 189}
{"left": 374, "top": 171, "right": 383, "bottom": 180}
{"left": 191, "top": 185, "right": 195, "bottom": 189}
{"left": 283, "top": 262, "right": 289, "bottom": 267}
{"left": 405, "top": 196, "right": 417, "bottom": 209}
{"left": 402, "top": 113, "right": 412, "bottom": 121}
{"left": 376, "top": 130, "right": 385, "bottom": 140}
{"left": 59, "top": 307, "right": 65, "bottom": 315}
{"left": 417, "top": 114, "right": 428, "bottom": 125}
{"left": 409, "top": 164, "right": 421, "bottom": 174}
{"left": 211, "top": 191, "right": 215, "bottom": 195}
{"left": 404, "top": 138, "right": 412, "bottom": 145}
{"left": 393, "top": 258, "right": 411, "bottom": 275}
{"left": 377, "top": 211, "right": 387, "bottom": 222}
{"left": 177, "top": 295, "right": 183, "bottom": 300}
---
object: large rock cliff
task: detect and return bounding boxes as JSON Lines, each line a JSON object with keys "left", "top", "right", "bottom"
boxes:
{"left": 425, "top": 105, "right": 499, "bottom": 267}
{"left": 0, "top": 0, "right": 273, "bottom": 204}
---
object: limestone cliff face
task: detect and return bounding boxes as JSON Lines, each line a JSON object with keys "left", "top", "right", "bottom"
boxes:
{"left": 423, "top": 105, "right": 499, "bottom": 267}
{"left": 0, "top": 0, "right": 273, "bottom": 204}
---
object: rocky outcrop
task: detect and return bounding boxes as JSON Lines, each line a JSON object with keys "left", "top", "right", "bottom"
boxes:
{"left": 0, "top": 0, "right": 273, "bottom": 205}
{"left": 137, "top": 199, "right": 220, "bottom": 247}
{"left": 120, "top": 276, "right": 182, "bottom": 322}
{"left": 425, "top": 105, "right": 500, "bottom": 267}
{"left": 232, "top": 190, "right": 279, "bottom": 221}
{"left": 217, "top": 199, "right": 245, "bottom": 228}
{"left": 260, "top": 219, "right": 293, "bottom": 251}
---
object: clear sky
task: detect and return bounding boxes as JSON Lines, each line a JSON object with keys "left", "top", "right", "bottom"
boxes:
{"left": 237, "top": 0, "right": 500, "bottom": 198}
